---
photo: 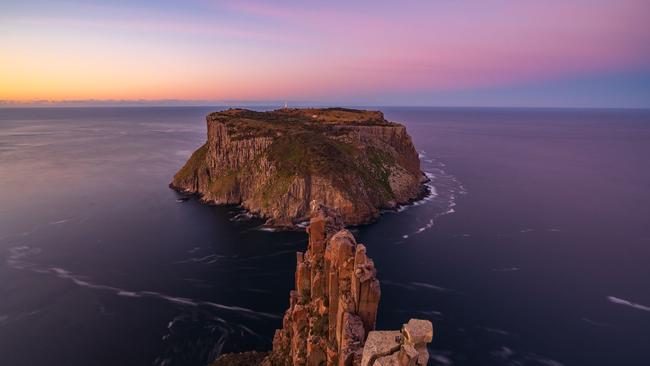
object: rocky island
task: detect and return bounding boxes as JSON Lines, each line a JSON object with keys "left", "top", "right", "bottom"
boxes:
{"left": 171, "top": 108, "right": 425, "bottom": 227}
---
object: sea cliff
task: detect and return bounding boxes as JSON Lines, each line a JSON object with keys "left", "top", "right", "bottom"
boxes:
{"left": 170, "top": 108, "right": 425, "bottom": 227}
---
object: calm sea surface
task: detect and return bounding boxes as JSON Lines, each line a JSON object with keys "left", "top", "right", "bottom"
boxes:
{"left": 0, "top": 107, "right": 648, "bottom": 366}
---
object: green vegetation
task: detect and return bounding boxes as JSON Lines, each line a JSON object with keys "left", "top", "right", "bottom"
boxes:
{"left": 209, "top": 169, "right": 238, "bottom": 197}
{"left": 173, "top": 142, "right": 208, "bottom": 183}
{"left": 265, "top": 132, "right": 356, "bottom": 180}
{"left": 258, "top": 171, "right": 295, "bottom": 208}
{"left": 263, "top": 131, "right": 395, "bottom": 202}
{"left": 365, "top": 147, "right": 395, "bottom": 198}
{"left": 209, "top": 108, "right": 392, "bottom": 140}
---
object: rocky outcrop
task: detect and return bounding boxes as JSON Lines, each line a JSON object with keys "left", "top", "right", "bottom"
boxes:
{"left": 211, "top": 351, "right": 268, "bottom": 366}
{"left": 259, "top": 203, "right": 433, "bottom": 366}
{"left": 263, "top": 202, "right": 380, "bottom": 366}
{"left": 171, "top": 108, "right": 425, "bottom": 228}
{"left": 361, "top": 319, "right": 433, "bottom": 366}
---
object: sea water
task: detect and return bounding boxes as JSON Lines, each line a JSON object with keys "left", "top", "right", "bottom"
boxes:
{"left": 1, "top": 107, "right": 648, "bottom": 365}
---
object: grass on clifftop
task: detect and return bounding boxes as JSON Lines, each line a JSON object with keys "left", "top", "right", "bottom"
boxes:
{"left": 210, "top": 108, "right": 393, "bottom": 140}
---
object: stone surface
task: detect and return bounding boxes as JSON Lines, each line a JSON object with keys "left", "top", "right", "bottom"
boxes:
{"left": 402, "top": 319, "right": 433, "bottom": 345}
{"left": 362, "top": 319, "right": 434, "bottom": 366}
{"left": 360, "top": 331, "right": 401, "bottom": 366}
{"left": 170, "top": 108, "right": 425, "bottom": 228}
{"left": 263, "top": 204, "right": 381, "bottom": 366}
{"left": 210, "top": 351, "right": 268, "bottom": 366}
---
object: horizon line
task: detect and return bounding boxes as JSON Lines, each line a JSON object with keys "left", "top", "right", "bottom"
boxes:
{"left": 1, "top": 99, "right": 648, "bottom": 111}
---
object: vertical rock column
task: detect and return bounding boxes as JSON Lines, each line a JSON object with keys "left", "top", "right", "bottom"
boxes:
{"left": 264, "top": 203, "right": 381, "bottom": 366}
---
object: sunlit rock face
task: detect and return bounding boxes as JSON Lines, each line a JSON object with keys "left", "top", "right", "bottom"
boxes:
{"left": 261, "top": 203, "right": 433, "bottom": 366}
{"left": 262, "top": 202, "right": 380, "bottom": 366}
{"left": 361, "top": 319, "right": 434, "bottom": 366}
{"left": 170, "top": 108, "right": 425, "bottom": 228}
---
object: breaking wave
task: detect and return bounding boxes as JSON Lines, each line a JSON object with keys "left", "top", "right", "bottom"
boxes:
{"left": 4, "top": 245, "right": 280, "bottom": 320}
{"left": 607, "top": 296, "right": 650, "bottom": 312}
{"left": 398, "top": 150, "right": 466, "bottom": 239}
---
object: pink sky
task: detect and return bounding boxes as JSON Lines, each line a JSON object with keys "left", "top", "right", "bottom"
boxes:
{"left": 1, "top": 0, "right": 648, "bottom": 106}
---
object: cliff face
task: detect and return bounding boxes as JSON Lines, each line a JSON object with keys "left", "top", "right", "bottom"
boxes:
{"left": 171, "top": 108, "right": 424, "bottom": 227}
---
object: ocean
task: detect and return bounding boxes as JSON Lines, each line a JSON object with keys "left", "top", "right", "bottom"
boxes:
{"left": 0, "top": 106, "right": 648, "bottom": 366}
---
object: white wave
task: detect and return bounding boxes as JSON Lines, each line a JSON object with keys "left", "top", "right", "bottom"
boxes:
{"left": 477, "top": 326, "right": 511, "bottom": 336}
{"left": 520, "top": 228, "right": 534, "bottom": 233}
{"left": 231, "top": 211, "right": 254, "bottom": 221}
{"left": 401, "top": 167, "right": 462, "bottom": 236}
{"left": 176, "top": 254, "right": 220, "bottom": 264}
{"left": 581, "top": 318, "right": 611, "bottom": 327}
{"left": 295, "top": 220, "right": 310, "bottom": 229}
{"left": 535, "top": 357, "right": 564, "bottom": 366}
{"left": 413, "top": 218, "right": 435, "bottom": 235}
{"left": 200, "top": 301, "right": 280, "bottom": 319}
{"left": 417, "top": 310, "right": 443, "bottom": 318}
{"left": 49, "top": 219, "right": 69, "bottom": 225}
{"left": 117, "top": 291, "right": 140, "bottom": 298}
{"left": 396, "top": 176, "right": 438, "bottom": 213}
{"left": 491, "top": 267, "right": 520, "bottom": 272}
{"left": 547, "top": 228, "right": 561, "bottom": 232}
{"left": 257, "top": 227, "right": 277, "bottom": 232}
{"left": 491, "top": 346, "right": 514, "bottom": 360}
{"left": 239, "top": 324, "right": 262, "bottom": 338}
{"left": 5, "top": 246, "right": 42, "bottom": 269}
{"left": 410, "top": 282, "right": 451, "bottom": 292}
{"left": 607, "top": 296, "right": 650, "bottom": 312}
{"left": 5, "top": 247, "right": 280, "bottom": 320}
{"left": 430, "top": 354, "right": 453, "bottom": 365}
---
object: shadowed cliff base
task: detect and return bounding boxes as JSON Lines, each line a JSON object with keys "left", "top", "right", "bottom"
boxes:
{"left": 170, "top": 108, "right": 427, "bottom": 228}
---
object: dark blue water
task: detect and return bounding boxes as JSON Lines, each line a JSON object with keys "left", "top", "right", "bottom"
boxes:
{"left": 1, "top": 107, "right": 648, "bottom": 366}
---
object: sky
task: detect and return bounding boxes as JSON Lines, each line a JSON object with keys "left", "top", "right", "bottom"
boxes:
{"left": 1, "top": 0, "right": 649, "bottom": 108}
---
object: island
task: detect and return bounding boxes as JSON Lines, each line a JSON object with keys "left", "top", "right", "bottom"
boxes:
{"left": 170, "top": 108, "right": 426, "bottom": 227}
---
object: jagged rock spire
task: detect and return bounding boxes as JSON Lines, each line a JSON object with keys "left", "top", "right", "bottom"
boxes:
{"left": 261, "top": 204, "right": 433, "bottom": 366}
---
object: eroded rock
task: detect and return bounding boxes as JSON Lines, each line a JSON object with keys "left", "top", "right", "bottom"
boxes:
{"left": 217, "top": 205, "right": 434, "bottom": 366}
{"left": 263, "top": 205, "right": 380, "bottom": 366}
{"left": 362, "top": 319, "right": 434, "bottom": 366}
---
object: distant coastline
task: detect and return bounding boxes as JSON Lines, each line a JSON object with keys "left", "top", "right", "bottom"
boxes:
{"left": 2, "top": 100, "right": 649, "bottom": 110}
